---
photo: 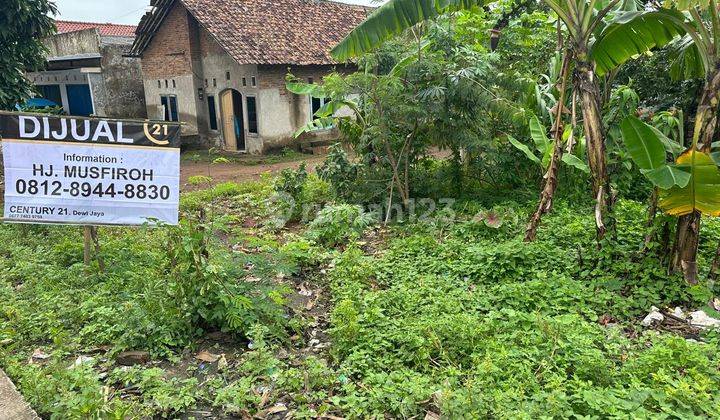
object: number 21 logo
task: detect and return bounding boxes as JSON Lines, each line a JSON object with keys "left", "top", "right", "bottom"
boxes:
{"left": 143, "top": 123, "right": 171, "bottom": 145}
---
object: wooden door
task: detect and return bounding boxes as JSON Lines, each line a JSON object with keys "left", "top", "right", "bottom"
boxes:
{"left": 220, "top": 90, "right": 236, "bottom": 150}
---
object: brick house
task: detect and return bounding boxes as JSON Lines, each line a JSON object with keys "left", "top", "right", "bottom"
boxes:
{"left": 27, "top": 21, "right": 146, "bottom": 118}
{"left": 129, "top": 0, "right": 370, "bottom": 153}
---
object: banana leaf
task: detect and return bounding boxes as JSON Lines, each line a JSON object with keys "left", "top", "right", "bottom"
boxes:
{"left": 659, "top": 150, "right": 720, "bottom": 216}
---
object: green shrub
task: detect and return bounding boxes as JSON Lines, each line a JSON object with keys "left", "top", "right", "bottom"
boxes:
{"left": 307, "top": 204, "right": 376, "bottom": 246}
{"left": 187, "top": 175, "right": 213, "bottom": 185}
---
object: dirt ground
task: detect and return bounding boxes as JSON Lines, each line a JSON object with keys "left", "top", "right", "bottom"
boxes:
{"left": 180, "top": 155, "right": 324, "bottom": 191}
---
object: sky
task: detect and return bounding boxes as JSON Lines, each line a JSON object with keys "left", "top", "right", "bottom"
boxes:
{"left": 54, "top": 0, "right": 380, "bottom": 25}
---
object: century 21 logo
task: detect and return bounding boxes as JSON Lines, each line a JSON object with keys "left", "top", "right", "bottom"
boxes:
{"left": 143, "top": 122, "right": 171, "bottom": 145}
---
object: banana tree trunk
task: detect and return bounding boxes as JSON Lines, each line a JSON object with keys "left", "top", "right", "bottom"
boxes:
{"left": 672, "top": 67, "right": 720, "bottom": 284}
{"left": 525, "top": 52, "right": 571, "bottom": 242}
{"left": 574, "top": 55, "right": 611, "bottom": 240}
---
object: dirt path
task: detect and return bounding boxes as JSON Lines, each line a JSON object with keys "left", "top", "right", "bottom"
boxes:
{"left": 180, "top": 155, "right": 324, "bottom": 191}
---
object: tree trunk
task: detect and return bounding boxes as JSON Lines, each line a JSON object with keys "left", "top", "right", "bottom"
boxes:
{"left": 574, "top": 53, "right": 611, "bottom": 240}
{"left": 673, "top": 211, "right": 702, "bottom": 285}
{"left": 672, "top": 67, "right": 720, "bottom": 283}
{"left": 525, "top": 52, "right": 571, "bottom": 241}
{"left": 709, "top": 239, "right": 720, "bottom": 282}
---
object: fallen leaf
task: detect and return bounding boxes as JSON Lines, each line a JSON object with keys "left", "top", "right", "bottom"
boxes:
{"left": 195, "top": 350, "right": 220, "bottom": 363}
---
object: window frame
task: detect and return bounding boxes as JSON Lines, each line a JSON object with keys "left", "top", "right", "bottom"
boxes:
{"left": 246, "top": 95, "right": 259, "bottom": 135}
{"left": 207, "top": 95, "right": 218, "bottom": 131}
{"left": 160, "top": 94, "right": 179, "bottom": 122}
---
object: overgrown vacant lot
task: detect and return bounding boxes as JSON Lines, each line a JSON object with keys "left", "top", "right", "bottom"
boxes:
{"left": 1, "top": 171, "right": 720, "bottom": 418}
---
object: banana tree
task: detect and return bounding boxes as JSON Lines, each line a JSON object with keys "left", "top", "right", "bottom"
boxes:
{"left": 332, "top": 0, "right": 628, "bottom": 239}
{"left": 621, "top": 115, "right": 720, "bottom": 283}
{"left": 592, "top": 1, "right": 720, "bottom": 282}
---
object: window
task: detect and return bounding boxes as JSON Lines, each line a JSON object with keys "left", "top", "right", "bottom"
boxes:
{"left": 165, "top": 80, "right": 168, "bottom": 88}
{"left": 160, "top": 95, "right": 178, "bottom": 122}
{"left": 172, "top": 80, "right": 176, "bottom": 88}
{"left": 158, "top": 80, "right": 161, "bottom": 88}
{"left": 242, "top": 77, "right": 247, "bottom": 87}
{"left": 39, "top": 85, "right": 62, "bottom": 106}
{"left": 226, "top": 71, "right": 231, "bottom": 81}
{"left": 246, "top": 96, "right": 258, "bottom": 134}
{"left": 207, "top": 96, "right": 218, "bottom": 130}
{"left": 213, "top": 78, "right": 217, "bottom": 87}
{"left": 251, "top": 76, "right": 256, "bottom": 87}
{"left": 310, "top": 95, "right": 328, "bottom": 119}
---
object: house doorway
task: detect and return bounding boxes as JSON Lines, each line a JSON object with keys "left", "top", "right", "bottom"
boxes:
{"left": 220, "top": 89, "right": 245, "bottom": 151}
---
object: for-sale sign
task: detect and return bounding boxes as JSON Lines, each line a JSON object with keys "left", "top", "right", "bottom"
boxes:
{"left": 0, "top": 111, "right": 181, "bottom": 226}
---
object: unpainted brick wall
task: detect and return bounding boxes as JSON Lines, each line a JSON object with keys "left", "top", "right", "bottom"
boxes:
{"left": 140, "top": 2, "right": 194, "bottom": 79}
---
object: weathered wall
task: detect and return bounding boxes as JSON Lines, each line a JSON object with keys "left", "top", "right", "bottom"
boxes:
{"left": 257, "top": 64, "right": 346, "bottom": 151}
{"left": 140, "top": 1, "right": 201, "bottom": 141}
{"left": 44, "top": 29, "right": 100, "bottom": 57}
{"left": 193, "top": 19, "right": 262, "bottom": 152}
{"left": 36, "top": 29, "right": 146, "bottom": 119}
{"left": 97, "top": 39, "right": 146, "bottom": 119}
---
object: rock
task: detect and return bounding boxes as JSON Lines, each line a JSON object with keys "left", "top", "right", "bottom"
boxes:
{"left": 672, "top": 307, "right": 686, "bottom": 319}
{"left": 116, "top": 351, "right": 150, "bottom": 366}
{"left": 689, "top": 310, "right": 720, "bottom": 329}
{"left": 69, "top": 355, "right": 94, "bottom": 369}
{"left": 641, "top": 306, "right": 664, "bottom": 327}
{"left": 29, "top": 348, "right": 50, "bottom": 363}
{"left": 195, "top": 350, "right": 220, "bottom": 363}
{"left": 425, "top": 413, "right": 441, "bottom": 420}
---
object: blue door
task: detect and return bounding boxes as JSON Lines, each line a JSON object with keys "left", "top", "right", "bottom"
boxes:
{"left": 66, "top": 84, "right": 94, "bottom": 116}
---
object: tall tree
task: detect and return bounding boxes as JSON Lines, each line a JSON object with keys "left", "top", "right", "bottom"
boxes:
{"left": 0, "top": 0, "right": 57, "bottom": 110}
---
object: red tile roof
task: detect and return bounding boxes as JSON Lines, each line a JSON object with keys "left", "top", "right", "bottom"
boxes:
{"left": 132, "top": 0, "right": 372, "bottom": 65}
{"left": 55, "top": 20, "right": 137, "bottom": 38}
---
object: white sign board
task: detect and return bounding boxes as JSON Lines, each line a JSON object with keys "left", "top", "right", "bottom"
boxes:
{"left": 1, "top": 112, "right": 181, "bottom": 226}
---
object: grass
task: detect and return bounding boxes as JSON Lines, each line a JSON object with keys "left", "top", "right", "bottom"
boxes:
{"left": 181, "top": 147, "right": 312, "bottom": 166}
{"left": 1, "top": 176, "right": 720, "bottom": 418}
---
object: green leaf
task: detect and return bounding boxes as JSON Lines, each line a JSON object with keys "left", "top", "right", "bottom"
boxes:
{"left": 529, "top": 115, "right": 550, "bottom": 152}
{"left": 561, "top": 154, "right": 590, "bottom": 173}
{"left": 315, "top": 100, "right": 347, "bottom": 118}
{"left": 711, "top": 151, "right": 720, "bottom": 165}
{"left": 659, "top": 149, "right": 720, "bottom": 216}
{"left": 620, "top": 116, "right": 667, "bottom": 171}
{"left": 331, "top": 0, "right": 485, "bottom": 60}
{"left": 294, "top": 117, "right": 337, "bottom": 137}
{"left": 286, "top": 82, "right": 327, "bottom": 98}
{"left": 641, "top": 165, "right": 691, "bottom": 189}
{"left": 591, "top": 10, "right": 692, "bottom": 76}
{"left": 668, "top": 35, "right": 706, "bottom": 81}
{"left": 390, "top": 39, "right": 431, "bottom": 76}
{"left": 649, "top": 125, "right": 684, "bottom": 157}
{"left": 507, "top": 135, "right": 541, "bottom": 165}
